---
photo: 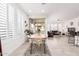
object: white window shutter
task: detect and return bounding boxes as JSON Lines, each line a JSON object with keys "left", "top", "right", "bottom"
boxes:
{"left": 0, "top": 3, "right": 7, "bottom": 40}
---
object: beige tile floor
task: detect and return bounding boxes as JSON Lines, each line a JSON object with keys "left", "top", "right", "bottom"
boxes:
{"left": 10, "top": 35, "right": 79, "bottom": 56}
{"left": 46, "top": 36, "right": 79, "bottom": 56}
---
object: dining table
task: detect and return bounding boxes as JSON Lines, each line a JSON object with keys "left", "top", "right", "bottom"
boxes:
{"left": 29, "top": 34, "right": 47, "bottom": 54}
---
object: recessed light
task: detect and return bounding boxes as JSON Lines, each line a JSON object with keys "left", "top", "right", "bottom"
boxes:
{"left": 28, "top": 10, "right": 32, "bottom": 13}
{"left": 41, "top": 9, "right": 45, "bottom": 13}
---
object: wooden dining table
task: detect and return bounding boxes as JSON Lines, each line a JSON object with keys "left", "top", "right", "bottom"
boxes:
{"left": 30, "top": 34, "right": 47, "bottom": 54}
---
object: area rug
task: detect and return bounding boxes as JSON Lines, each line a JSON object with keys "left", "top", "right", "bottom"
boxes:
{"left": 24, "top": 44, "right": 51, "bottom": 56}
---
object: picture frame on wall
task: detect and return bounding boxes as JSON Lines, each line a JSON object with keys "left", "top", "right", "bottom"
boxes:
{"left": 70, "top": 22, "right": 73, "bottom": 26}
{"left": 25, "top": 21, "right": 28, "bottom": 27}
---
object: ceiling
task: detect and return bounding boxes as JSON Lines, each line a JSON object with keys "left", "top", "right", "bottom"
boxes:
{"left": 18, "top": 3, "right": 79, "bottom": 19}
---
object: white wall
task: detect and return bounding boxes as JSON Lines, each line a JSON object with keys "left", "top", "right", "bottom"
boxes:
{"left": 45, "top": 13, "right": 79, "bottom": 36}
{"left": 45, "top": 13, "right": 67, "bottom": 35}
{"left": 1, "top": 4, "right": 29, "bottom": 55}
{"left": 66, "top": 17, "right": 79, "bottom": 32}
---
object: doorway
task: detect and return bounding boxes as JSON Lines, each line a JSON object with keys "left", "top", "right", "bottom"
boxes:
{"left": 29, "top": 18, "right": 45, "bottom": 34}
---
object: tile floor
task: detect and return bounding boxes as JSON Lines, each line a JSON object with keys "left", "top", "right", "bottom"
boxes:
{"left": 9, "top": 42, "right": 30, "bottom": 56}
{"left": 10, "top": 35, "right": 79, "bottom": 56}
{"left": 46, "top": 36, "right": 79, "bottom": 56}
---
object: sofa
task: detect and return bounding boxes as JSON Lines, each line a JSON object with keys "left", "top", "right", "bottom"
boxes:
{"left": 47, "top": 30, "right": 61, "bottom": 37}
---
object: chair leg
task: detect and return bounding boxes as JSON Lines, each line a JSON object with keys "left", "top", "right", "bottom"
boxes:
{"left": 30, "top": 43, "right": 33, "bottom": 54}
{"left": 40, "top": 44, "right": 41, "bottom": 51}
{"left": 44, "top": 43, "right": 46, "bottom": 54}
